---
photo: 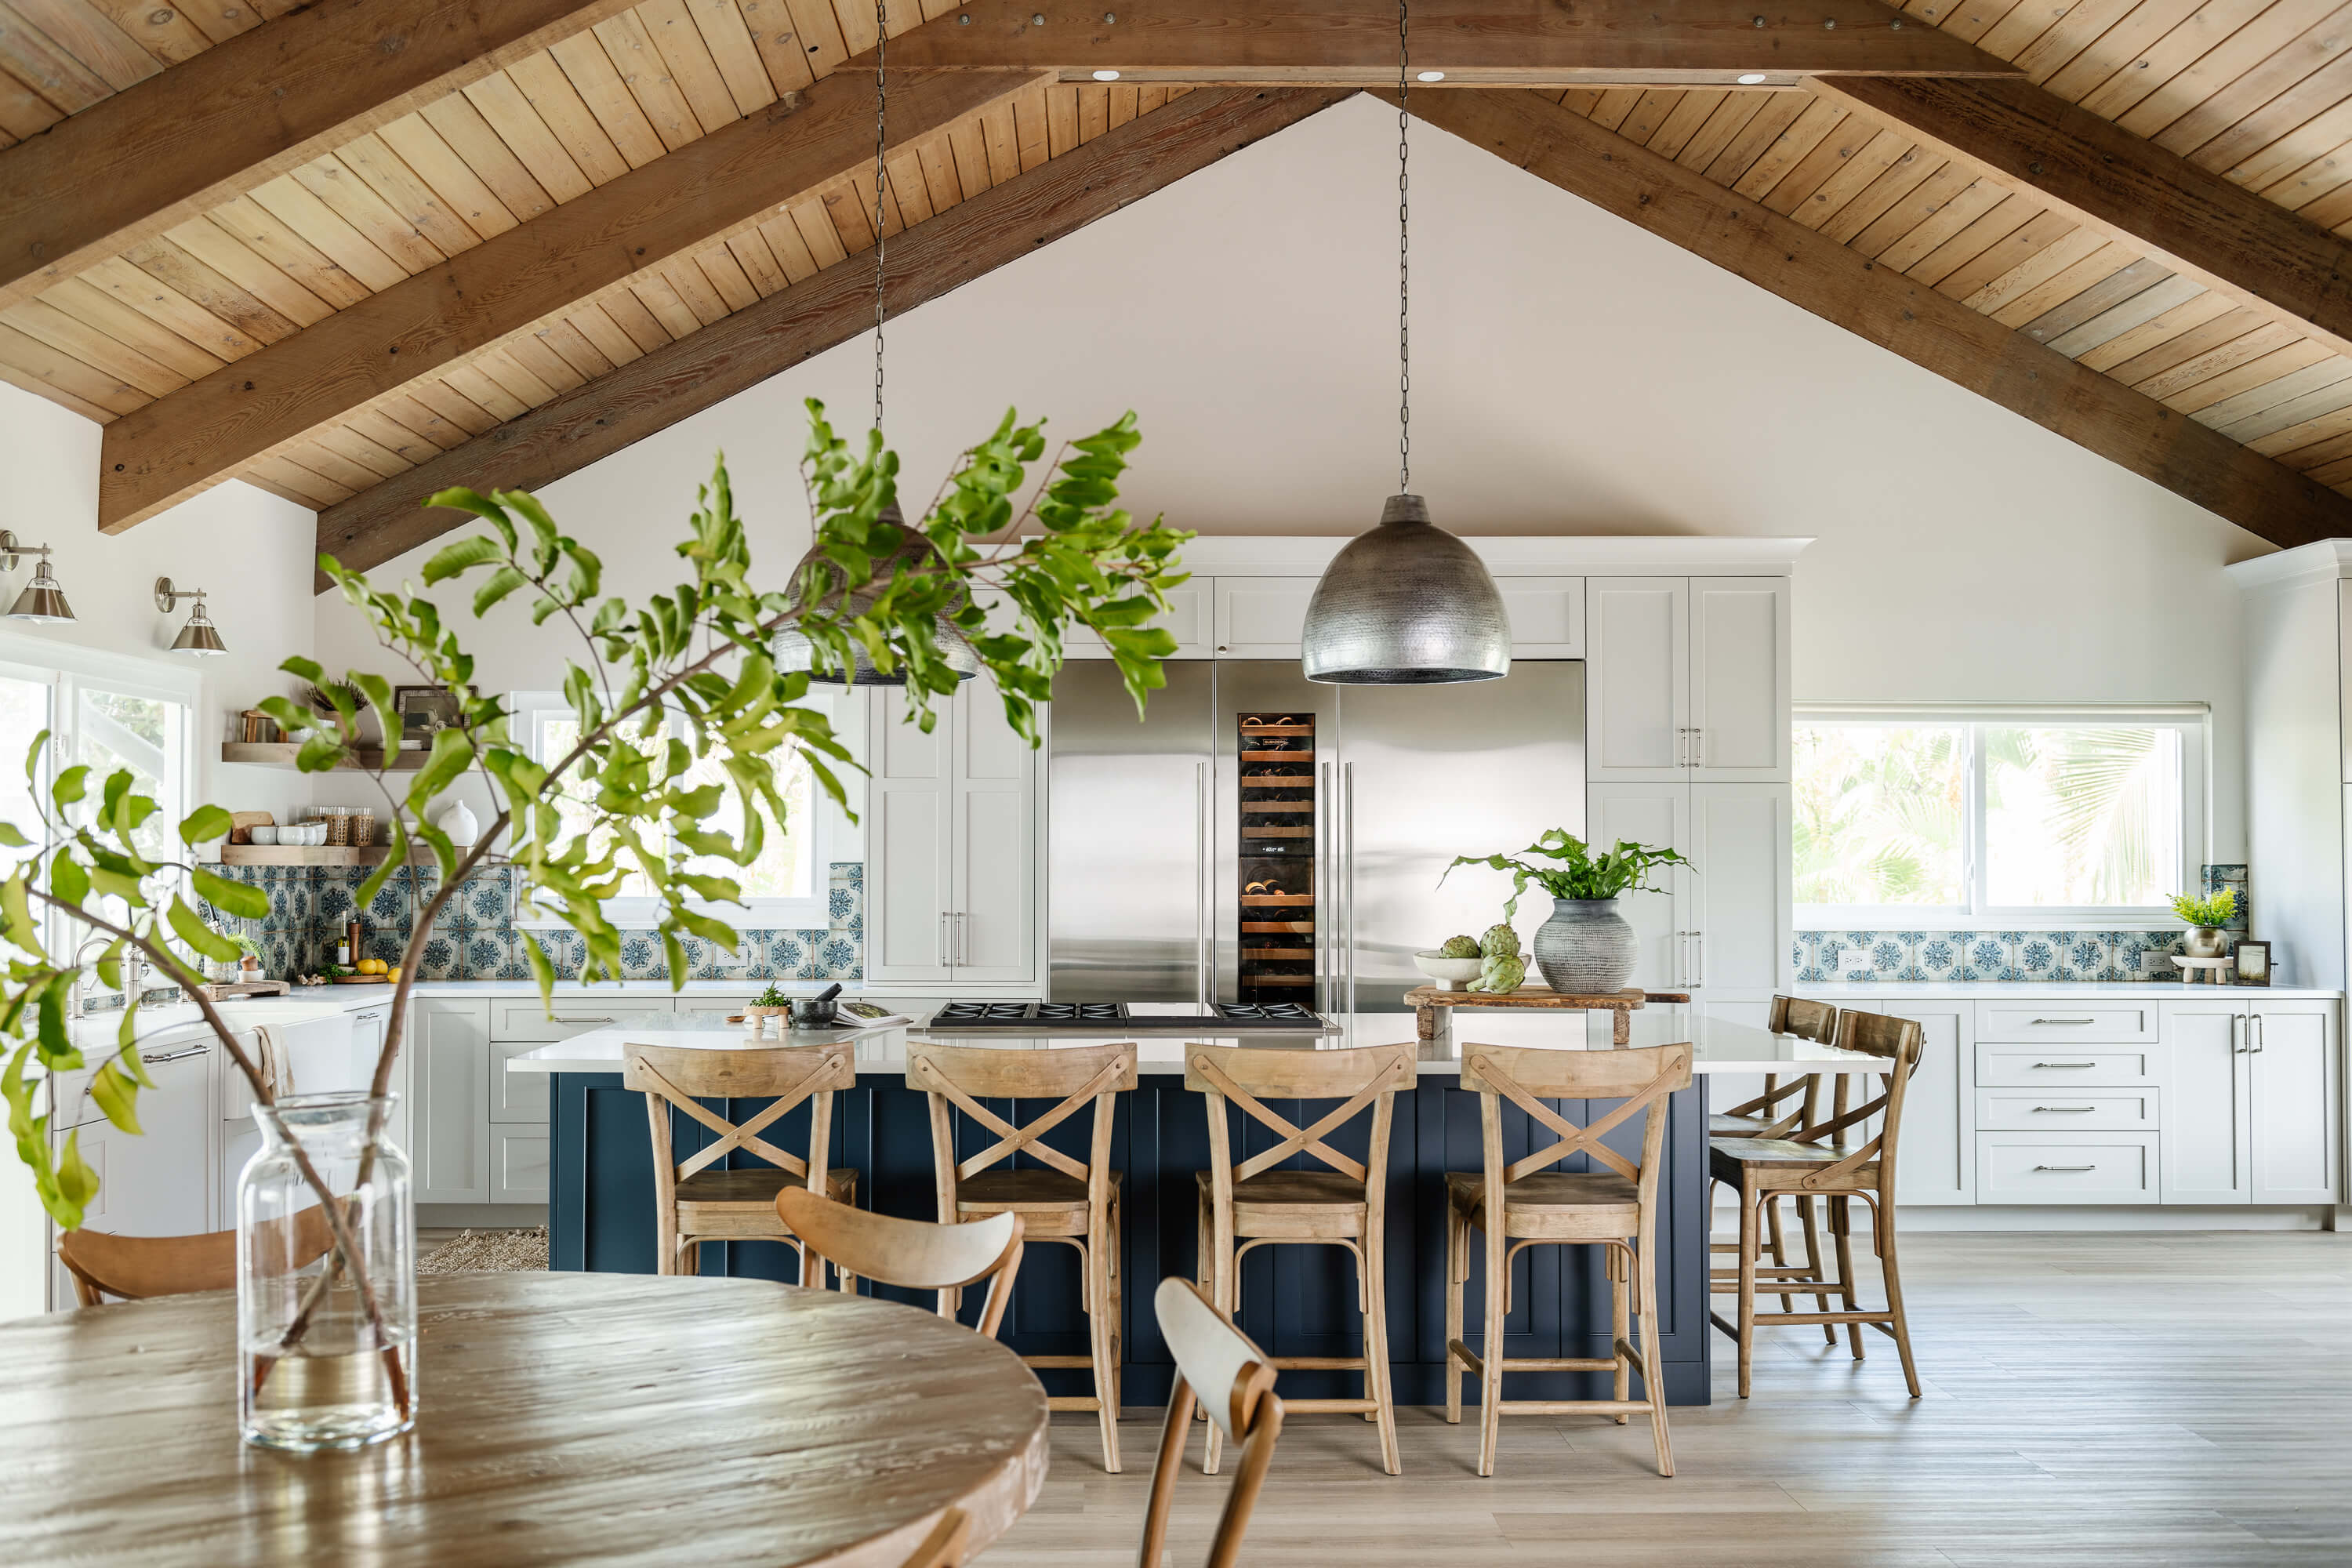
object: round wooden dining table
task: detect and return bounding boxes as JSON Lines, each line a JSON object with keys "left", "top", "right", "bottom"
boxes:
{"left": 0, "top": 1272, "right": 1049, "bottom": 1566}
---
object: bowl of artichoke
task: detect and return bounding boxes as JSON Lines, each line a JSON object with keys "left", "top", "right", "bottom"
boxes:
{"left": 1414, "top": 935, "right": 1487, "bottom": 985}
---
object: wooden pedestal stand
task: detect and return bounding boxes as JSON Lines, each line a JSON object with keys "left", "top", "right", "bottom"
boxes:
{"left": 1401, "top": 983, "right": 1692, "bottom": 1044}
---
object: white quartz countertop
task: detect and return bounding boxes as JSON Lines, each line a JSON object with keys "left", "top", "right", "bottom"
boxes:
{"left": 506, "top": 1006, "right": 1898, "bottom": 1077}
{"left": 1795, "top": 981, "right": 2342, "bottom": 999}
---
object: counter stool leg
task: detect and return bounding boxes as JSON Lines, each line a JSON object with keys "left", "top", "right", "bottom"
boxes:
{"left": 1831, "top": 1196, "right": 1864, "bottom": 1360}
{"left": 1477, "top": 1221, "right": 1506, "bottom": 1478}
{"left": 1799, "top": 1196, "right": 1835, "bottom": 1341}
{"left": 1108, "top": 1196, "right": 1124, "bottom": 1417}
{"left": 1087, "top": 1227, "right": 1122, "bottom": 1474}
{"left": 1635, "top": 1236, "right": 1675, "bottom": 1478}
{"left": 1610, "top": 1242, "right": 1631, "bottom": 1423}
{"left": 1444, "top": 1201, "right": 1465, "bottom": 1426}
{"left": 1365, "top": 1225, "right": 1401, "bottom": 1475}
{"left": 1876, "top": 1203, "right": 1922, "bottom": 1399}
{"left": 1205, "top": 1208, "right": 1236, "bottom": 1475}
{"left": 1736, "top": 1180, "right": 1760, "bottom": 1399}
{"left": 1763, "top": 1197, "right": 1791, "bottom": 1306}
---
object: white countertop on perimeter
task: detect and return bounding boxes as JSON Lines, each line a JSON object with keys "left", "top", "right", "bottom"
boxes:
{"left": 505, "top": 1005, "right": 1897, "bottom": 1077}
{"left": 1795, "top": 981, "right": 2342, "bottom": 999}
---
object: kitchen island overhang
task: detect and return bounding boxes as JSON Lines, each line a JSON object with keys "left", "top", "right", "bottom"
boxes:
{"left": 514, "top": 1009, "right": 1890, "bottom": 1408}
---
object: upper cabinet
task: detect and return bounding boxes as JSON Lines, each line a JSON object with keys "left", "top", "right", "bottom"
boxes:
{"left": 1588, "top": 575, "right": 1789, "bottom": 782}
{"left": 1204, "top": 575, "right": 1586, "bottom": 659}
{"left": 1065, "top": 582, "right": 1214, "bottom": 661}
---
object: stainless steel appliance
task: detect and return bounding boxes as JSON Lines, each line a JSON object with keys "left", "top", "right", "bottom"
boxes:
{"left": 924, "top": 1000, "right": 1334, "bottom": 1034}
{"left": 1048, "top": 660, "right": 1584, "bottom": 1011}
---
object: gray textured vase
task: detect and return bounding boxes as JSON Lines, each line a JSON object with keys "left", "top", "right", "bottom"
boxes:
{"left": 1531, "top": 898, "right": 1639, "bottom": 994}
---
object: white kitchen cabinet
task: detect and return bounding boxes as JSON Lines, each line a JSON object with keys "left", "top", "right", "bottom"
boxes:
{"left": 1213, "top": 578, "right": 1318, "bottom": 657}
{"left": 349, "top": 1004, "right": 403, "bottom": 1156}
{"left": 491, "top": 1127, "right": 550, "bottom": 1206}
{"left": 2159, "top": 998, "right": 2340, "bottom": 1205}
{"left": 1688, "top": 783, "right": 1789, "bottom": 992}
{"left": 53, "top": 1033, "right": 216, "bottom": 1308}
{"left": 866, "top": 679, "right": 1041, "bottom": 985}
{"left": 2249, "top": 1000, "right": 2339, "bottom": 1204}
{"left": 1068, "top": 581, "right": 1213, "bottom": 660}
{"left": 1496, "top": 577, "right": 1584, "bottom": 657}
{"left": 1587, "top": 782, "right": 1688, "bottom": 993}
{"left": 412, "top": 1000, "right": 492, "bottom": 1205}
{"left": 1586, "top": 575, "right": 1788, "bottom": 783}
{"left": 1881, "top": 999, "right": 1973, "bottom": 1206}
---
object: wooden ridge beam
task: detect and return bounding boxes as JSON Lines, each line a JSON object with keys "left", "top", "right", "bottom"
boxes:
{"left": 1402, "top": 89, "right": 2352, "bottom": 549}
{"left": 314, "top": 85, "right": 1355, "bottom": 579}
{"left": 98, "top": 68, "right": 1043, "bottom": 532}
{"left": 884, "top": 1, "right": 2018, "bottom": 87}
{"left": 1816, "top": 76, "right": 2352, "bottom": 365}
{"left": 0, "top": 0, "right": 643, "bottom": 317}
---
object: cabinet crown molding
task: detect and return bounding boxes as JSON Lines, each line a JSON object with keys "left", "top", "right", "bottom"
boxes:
{"left": 1171, "top": 535, "right": 1813, "bottom": 577}
{"left": 2224, "top": 538, "right": 2352, "bottom": 590}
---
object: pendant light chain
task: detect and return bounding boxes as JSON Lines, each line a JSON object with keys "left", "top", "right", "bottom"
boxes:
{"left": 1397, "top": 0, "right": 1410, "bottom": 495}
{"left": 873, "top": 0, "right": 888, "bottom": 433}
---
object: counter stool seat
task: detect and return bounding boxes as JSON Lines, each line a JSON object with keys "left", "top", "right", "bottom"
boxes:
{"left": 1710, "top": 1111, "right": 1783, "bottom": 1136}
{"left": 958, "top": 1168, "right": 1123, "bottom": 1239}
{"left": 1711, "top": 1138, "right": 1875, "bottom": 1171}
{"left": 1446, "top": 1170, "right": 1639, "bottom": 1239}
{"left": 675, "top": 1164, "right": 855, "bottom": 1224}
{"left": 1197, "top": 1167, "right": 1370, "bottom": 1233}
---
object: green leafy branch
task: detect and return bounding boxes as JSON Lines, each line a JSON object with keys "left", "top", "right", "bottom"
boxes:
{"left": 1441, "top": 828, "right": 1694, "bottom": 920}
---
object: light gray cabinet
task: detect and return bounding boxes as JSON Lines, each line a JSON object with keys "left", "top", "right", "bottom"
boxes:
{"left": 412, "top": 1000, "right": 492, "bottom": 1206}
{"left": 1585, "top": 779, "right": 1787, "bottom": 994}
{"left": 2159, "top": 997, "right": 2339, "bottom": 1206}
{"left": 1586, "top": 575, "right": 1788, "bottom": 783}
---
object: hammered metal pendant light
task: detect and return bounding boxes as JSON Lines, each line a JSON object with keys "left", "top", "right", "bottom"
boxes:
{"left": 774, "top": 5, "right": 978, "bottom": 688}
{"left": 1300, "top": 0, "right": 1509, "bottom": 685}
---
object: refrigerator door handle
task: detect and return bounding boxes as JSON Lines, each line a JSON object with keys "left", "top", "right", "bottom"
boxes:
{"left": 1319, "top": 760, "right": 1334, "bottom": 1010}
{"left": 1342, "top": 761, "right": 1357, "bottom": 1016}
{"left": 1195, "top": 760, "right": 1210, "bottom": 1008}
{"left": 1692, "top": 929, "right": 1704, "bottom": 989}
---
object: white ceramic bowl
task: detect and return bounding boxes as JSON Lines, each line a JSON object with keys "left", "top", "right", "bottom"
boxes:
{"left": 250, "top": 826, "right": 277, "bottom": 845}
{"left": 1413, "top": 952, "right": 1485, "bottom": 985}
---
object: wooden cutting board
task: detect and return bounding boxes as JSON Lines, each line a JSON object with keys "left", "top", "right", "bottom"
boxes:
{"left": 227, "top": 811, "right": 274, "bottom": 844}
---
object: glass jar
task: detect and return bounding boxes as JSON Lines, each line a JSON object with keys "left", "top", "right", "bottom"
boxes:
{"left": 238, "top": 1092, "right": 416, "bottom": 1450}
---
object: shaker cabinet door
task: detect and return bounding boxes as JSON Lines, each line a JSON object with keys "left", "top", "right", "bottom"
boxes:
{"left": 952, "top": 677, "right": 1040, "bottom": 982}
{"left": 1586, "top": 782, "right": 1690, "bottom": 992}
{"left": 1689, "top": 577, "right": 1790, "bottom": 780}
{"left": 413, "top": 1000, "right": 492, "bottom": 1205}
{"left": 866, "top": 688, "right": 956, "bottom": 982}
{"left": 2158, "top": 1001, "right": 2250, "bottom": 1204}
{"left": 1585, "top": 578, "right": 1687, "bottom": 780}
{"left": 2249, "top": 1001, "right": 2339, "bottom": 1204}
{"left": 1883, "top": 1001, "right": 1973, "bottom": 1205}
{"left": 1688, "top": 783, "right": 1789, "bottom": 993}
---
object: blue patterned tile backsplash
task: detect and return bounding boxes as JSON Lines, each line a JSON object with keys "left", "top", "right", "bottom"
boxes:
{"left": 201, "top": 861, "right": 866, "bottom": 983}
{"left": 1793, "top": 928, "right": 2187, "bottom": 983}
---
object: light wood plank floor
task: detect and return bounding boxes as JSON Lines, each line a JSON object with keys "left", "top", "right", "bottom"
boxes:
{"left": 983, "top": 1231, "right": 2352, "bottom": 1566}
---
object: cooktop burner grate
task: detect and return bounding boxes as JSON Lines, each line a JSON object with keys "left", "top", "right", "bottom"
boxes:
{"left": 926, "top": 1000, "right": 1330, "bottom": 1031}
{"left": 1211, "top": 1001, "right": 1320, "bottom": 1022}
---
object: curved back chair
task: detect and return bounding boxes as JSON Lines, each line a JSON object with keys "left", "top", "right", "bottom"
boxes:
{"left": 776, "top": 1188, "right": 1026, "bottom": 1339}
{"left": 59, "top": 1207, "right": 336, "bottom": 1305}
{"left": 1138, "top": 1277, "right": 1287, "bottom": 1568}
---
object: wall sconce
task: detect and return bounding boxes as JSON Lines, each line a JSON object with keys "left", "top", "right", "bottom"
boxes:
{"left": 155, "top": 577, "right": 226, "bottom": 656}
{"left": 0, "top": 531, "right": 73, "bottom": 623}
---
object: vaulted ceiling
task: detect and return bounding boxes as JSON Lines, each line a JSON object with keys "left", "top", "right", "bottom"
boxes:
{"left": 5, "top": 0, "right": 2352, "bottom": 572}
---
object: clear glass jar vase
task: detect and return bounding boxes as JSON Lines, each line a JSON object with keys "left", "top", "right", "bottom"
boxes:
{"left": 238, "top": 1092, "right": 416, "bottom": 1451}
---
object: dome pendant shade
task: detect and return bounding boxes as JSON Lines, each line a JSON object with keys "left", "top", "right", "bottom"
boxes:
{"left": 1301, "top": 496, "right": 1511, "bottom": 684}
{"left": 771, "top": 504, "right": 981, "bottom": 686}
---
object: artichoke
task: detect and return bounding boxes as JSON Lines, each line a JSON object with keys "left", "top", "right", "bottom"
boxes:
{"left": 1438, "top": 934, "right": 1480, "bottom": 959}
{"left": 1472, "top": 954, "right": 1526, "bottom": 993}
{"left": 1479, "top": 923, "right": 1521, "bottom": 960}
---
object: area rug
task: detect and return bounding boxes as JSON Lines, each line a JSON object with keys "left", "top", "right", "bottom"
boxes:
{"left": 419, "top": 1228, "right": 549, "bottom": 1274}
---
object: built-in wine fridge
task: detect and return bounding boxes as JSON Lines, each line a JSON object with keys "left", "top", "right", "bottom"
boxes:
{"left": 1047, "top": 659, "right": 1584, "bottom": 1012}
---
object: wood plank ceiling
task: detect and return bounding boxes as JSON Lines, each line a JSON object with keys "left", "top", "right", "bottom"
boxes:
{"left": 1543, "top": 0, "right": 2352, "bottom": 503}
{"left": 9, "top": 0, "right": 2352, "bottom": 553}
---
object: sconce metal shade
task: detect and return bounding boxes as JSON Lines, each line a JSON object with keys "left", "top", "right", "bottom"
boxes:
{"left": 1300, "top": 495, "right": 1510, "bottom": 684}
{"left": 769, "top": 505, "right": 980, "bottom": 686}
{"left": 4, "top": 537, "right": 72, "bottom": 623}
{"left": 170, "top": 605, "right": 227, "bottom": 656}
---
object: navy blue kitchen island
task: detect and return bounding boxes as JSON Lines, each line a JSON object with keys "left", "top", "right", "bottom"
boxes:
{"left": 527, "top": 1010, "right": 1779, "bottom": 1409}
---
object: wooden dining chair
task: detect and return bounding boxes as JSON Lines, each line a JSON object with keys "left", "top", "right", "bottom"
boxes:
{"left": 622, "top": 1040, "right": 858, "bottom": 1283}
{"left": 1708, "top": 1008, "right": 1925, "bottom": 1399}
{"left": 1188, "top": 1040, "right": 1415, "bottom": 1475}
{"left": 1447, "top": 1040, "right": 1691, "bottom": 1478}
{"left": 1138, "top": 1277, "right": 1287, "bottom": 1568}
{"left": 907, "top": 1039, "right": 1138, "bottom": 1472}
{"left": 58, "top": 1207, "right": 336, "bottom": 1305}
{"left": 1709, "top": 993, "right": 1841, "bottom": 1326}
{"left": 775, "top": 1188, "right": 1027, "bottom": 1339}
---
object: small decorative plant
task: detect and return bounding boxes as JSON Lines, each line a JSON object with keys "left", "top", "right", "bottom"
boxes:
{"left": 1442, "top": 828, "right": 1693, "bottom": 919}
{"left": 753, "top": 982, "right": 789, "bottom": 1008}
{"left": 2171, "top": 888, "right": 2236, "bottom": 928}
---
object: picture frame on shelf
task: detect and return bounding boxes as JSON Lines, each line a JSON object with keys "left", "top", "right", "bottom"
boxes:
{"left": 2230, "top": 940, "right": 2271, "bottom": 986}
{"left": 392, "top": 686, "right": 462, "bottom": 750}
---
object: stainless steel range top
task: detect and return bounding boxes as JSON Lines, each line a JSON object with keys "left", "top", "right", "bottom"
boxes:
{"left": 922, "top": 1000, "right": 1338, "bottom": 1035}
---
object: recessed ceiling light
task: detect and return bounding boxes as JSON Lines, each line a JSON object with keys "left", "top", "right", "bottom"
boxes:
{"left": 1417, "top": 70, "right": 1445, "bottom": 81}
{"left": 1737, "top": 72, "right": 1769, "bottom": 85}
{"left": 1092, "top": 68, "right": 1121, "bottom": 80}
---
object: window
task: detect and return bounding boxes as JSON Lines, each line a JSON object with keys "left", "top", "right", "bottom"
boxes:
{"left": 512, "top": 691, "right": 836, "bottom": 929}
{"left": 1795, "top": 705, "right": 2204, "bottom": 927}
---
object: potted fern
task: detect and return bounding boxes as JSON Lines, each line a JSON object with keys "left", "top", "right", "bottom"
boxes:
{"left": 1443, "top": 829, "right": 1691, "bottom": 995}
{"left": 2172, "top": 887, "right": 2238, "bottom": 971}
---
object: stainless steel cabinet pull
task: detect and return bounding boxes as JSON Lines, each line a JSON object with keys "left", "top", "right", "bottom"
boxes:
{"left": 2033, "top": 1164, "right": 2097, "bottom": 1172}
{"left": 1691, "top": 930, "right": 1704, "bottom": 988}
{"left": 2031, "top": 1018, "right": 2097, "bottom": 1025}
{"left": 554, "top": 1016, "right": 615, "bottom": 1025}
{"left": 2033, "top": 1105, "right": 2096, "bottom": 1112}
{"left": 956, "top": 912, "right": 968, "bottom": 967}
{"left": 2251, "top": 1014, "right": 2265, "bottom": 1053}
{"left": 144, "top": 1043, "right": 211, "bottom": 1064}
{"left": 2231, "top": 1014, "right": 2245, "bottom": 1053}
{"left": 938, "top": 911, "right": 949, "bottom": 967}
{"left": 2032, "top": 1061, "right": 2097, "bottom": 1069}
{"left": 1691, "top": 728, "right": 1704, "bottom": 768}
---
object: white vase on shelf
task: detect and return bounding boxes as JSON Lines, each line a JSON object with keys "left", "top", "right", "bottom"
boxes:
{"left": 434, "top": 800, "right": 480, "bottom": 848}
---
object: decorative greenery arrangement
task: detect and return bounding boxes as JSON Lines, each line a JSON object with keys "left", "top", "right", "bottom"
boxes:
{"left": 0, "top": 399, "right": 1186, "bottom": 1395}
{"left": 1442, "top": 828, "right": 1693, "bottom": 919}
{"left": 753, "top": 982, "right": 790, "bottom": 1008}
{"left": 2171, "top": 887, "right": 2237, "bottom": 928}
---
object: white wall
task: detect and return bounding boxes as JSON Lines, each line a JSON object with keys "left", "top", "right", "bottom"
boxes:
{"left": 315, "top": 93, "right": 2261, "bottom": 859}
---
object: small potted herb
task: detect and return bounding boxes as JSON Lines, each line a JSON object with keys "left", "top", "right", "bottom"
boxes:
{"left": 2171, "top": 887, "right": 2238, "bottom": 975}
{"left": 746, "top": 982, "right": 791, "bottom": 1036}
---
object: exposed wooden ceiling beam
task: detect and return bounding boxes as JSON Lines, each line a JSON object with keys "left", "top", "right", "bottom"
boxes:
{"left": 314, "top": 85, "right": 1355, "bottom": 579}
{"left": 0, "top": 0, "right": 641, "bottom": 316}
{"left": 1402, "top": 89, "right": 2352, "bottom": 549}
{"left": 1814, "top": 76, "right": 2352, "bottom": 365}
{"left": 884, "top": 1, "right": 2018, "bottom": 87}
{"left": 97, "top": 68, "right": 1046, "bottom": 533}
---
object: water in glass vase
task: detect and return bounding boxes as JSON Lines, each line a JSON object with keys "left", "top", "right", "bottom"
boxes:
{"left": 238, "top": 1092, "right": 417, "bottom": 1450}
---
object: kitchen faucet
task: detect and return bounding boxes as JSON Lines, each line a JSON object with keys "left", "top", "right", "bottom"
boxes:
{"left": 67, "top": 934, "right": 147, "bottom": 1017}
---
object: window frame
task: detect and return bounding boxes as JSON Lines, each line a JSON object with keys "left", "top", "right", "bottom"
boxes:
{"left": 1793, "top": 702, "right": 2208, "bottom": 931}
{"left": 507, "top": 688, "right": 838, "bottom": 931}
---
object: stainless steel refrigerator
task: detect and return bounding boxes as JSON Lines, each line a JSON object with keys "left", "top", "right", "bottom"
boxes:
{"left": 1048, "top": 660, "right": 1584, "bottom": 1011}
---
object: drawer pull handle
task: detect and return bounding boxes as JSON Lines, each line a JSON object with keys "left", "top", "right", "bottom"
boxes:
{"left": 2031, "top": 1018, "right": 2097, "bottom": 1025}
{"left": 144, "top": 1044, "right": 211, "bottom": 1064}
{"left": 2033, "top": 1164, "right": 2097, "bottom": 1172}
{"left": 2033, "top": 1105, "right": 2096, "bottom": 1112}
{"left": 2031, "top": 1061, "right": 2098, "bottom": 1069}
{"left": 554, "top": 1016, "right": 616, "bottom": 1025}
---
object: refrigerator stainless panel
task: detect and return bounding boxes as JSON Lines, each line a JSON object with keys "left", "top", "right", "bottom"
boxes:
{"left": 1047, "top": 661, "right": 1214, "bottom": 1004}
{"left": 1212, "top": 662, "right": 1330, "bottom": 1009}
{"left": 1338, "top": 663, "right": 1586, "bottom": 1011}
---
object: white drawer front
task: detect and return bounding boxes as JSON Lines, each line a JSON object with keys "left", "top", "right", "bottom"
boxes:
{"left": 1974, "top": 1001, "right": 2156, "bottom": 1043}
{"left": 1975, "top": 1044, "right": 2158, "bottom": 1087}
{"left": 492, "top": 1000, "right": 675, "bottom": 1041}
{"left": 1974, "top": 1090, "right": 2158, "bottom": 1132}
{"left": 490, "top": 1040, "right": 551, "bottom": 1123}
{"left": 491, "top": 1127, "right": 550, "bottom": 1204}
{"left": 1976, "top": 1134, "right": 2158, "bottom": 1203}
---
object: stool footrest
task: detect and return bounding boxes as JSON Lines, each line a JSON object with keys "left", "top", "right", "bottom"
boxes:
{"left": 1025, "top": 1355, "right": 1098, "bottom": 1369}
{"left": 1281, "top": 1398, "right": 1379, "bottom": 1414}
{"left": 1269, "top": 1356, "right": 1367, "bottom": 1370}
{"left": 1498, "top": 1399, "right": 1658, "bottom": 1416}
{"left": 1711, "top": 1308, "right": 1893, "bottom": 1332}
{"left": 1447, "top": 1338, "right": 1630, "bottom": 1377}
{"left": 1045, "top": 1395, "right": 1105, "bottom": 1412}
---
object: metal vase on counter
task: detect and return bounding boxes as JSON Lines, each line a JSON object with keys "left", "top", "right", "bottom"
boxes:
{"left": 1531, "top": 898, "right": 1639, "bottom": 995}
{"left": 238, "top": 1092, "right": 416, "bottom": 1451}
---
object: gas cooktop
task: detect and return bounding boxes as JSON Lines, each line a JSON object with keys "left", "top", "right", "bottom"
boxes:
{"left": 923, "top": 1000, "right": 1333, "bottom": 1033}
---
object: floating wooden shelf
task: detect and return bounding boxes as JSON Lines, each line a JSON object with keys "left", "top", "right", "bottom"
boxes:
{"left": 220, "top": 742, "right": 430, "bottom": 771}
{"left": 216, "top": 844, "right": 434, "bottom": 867}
